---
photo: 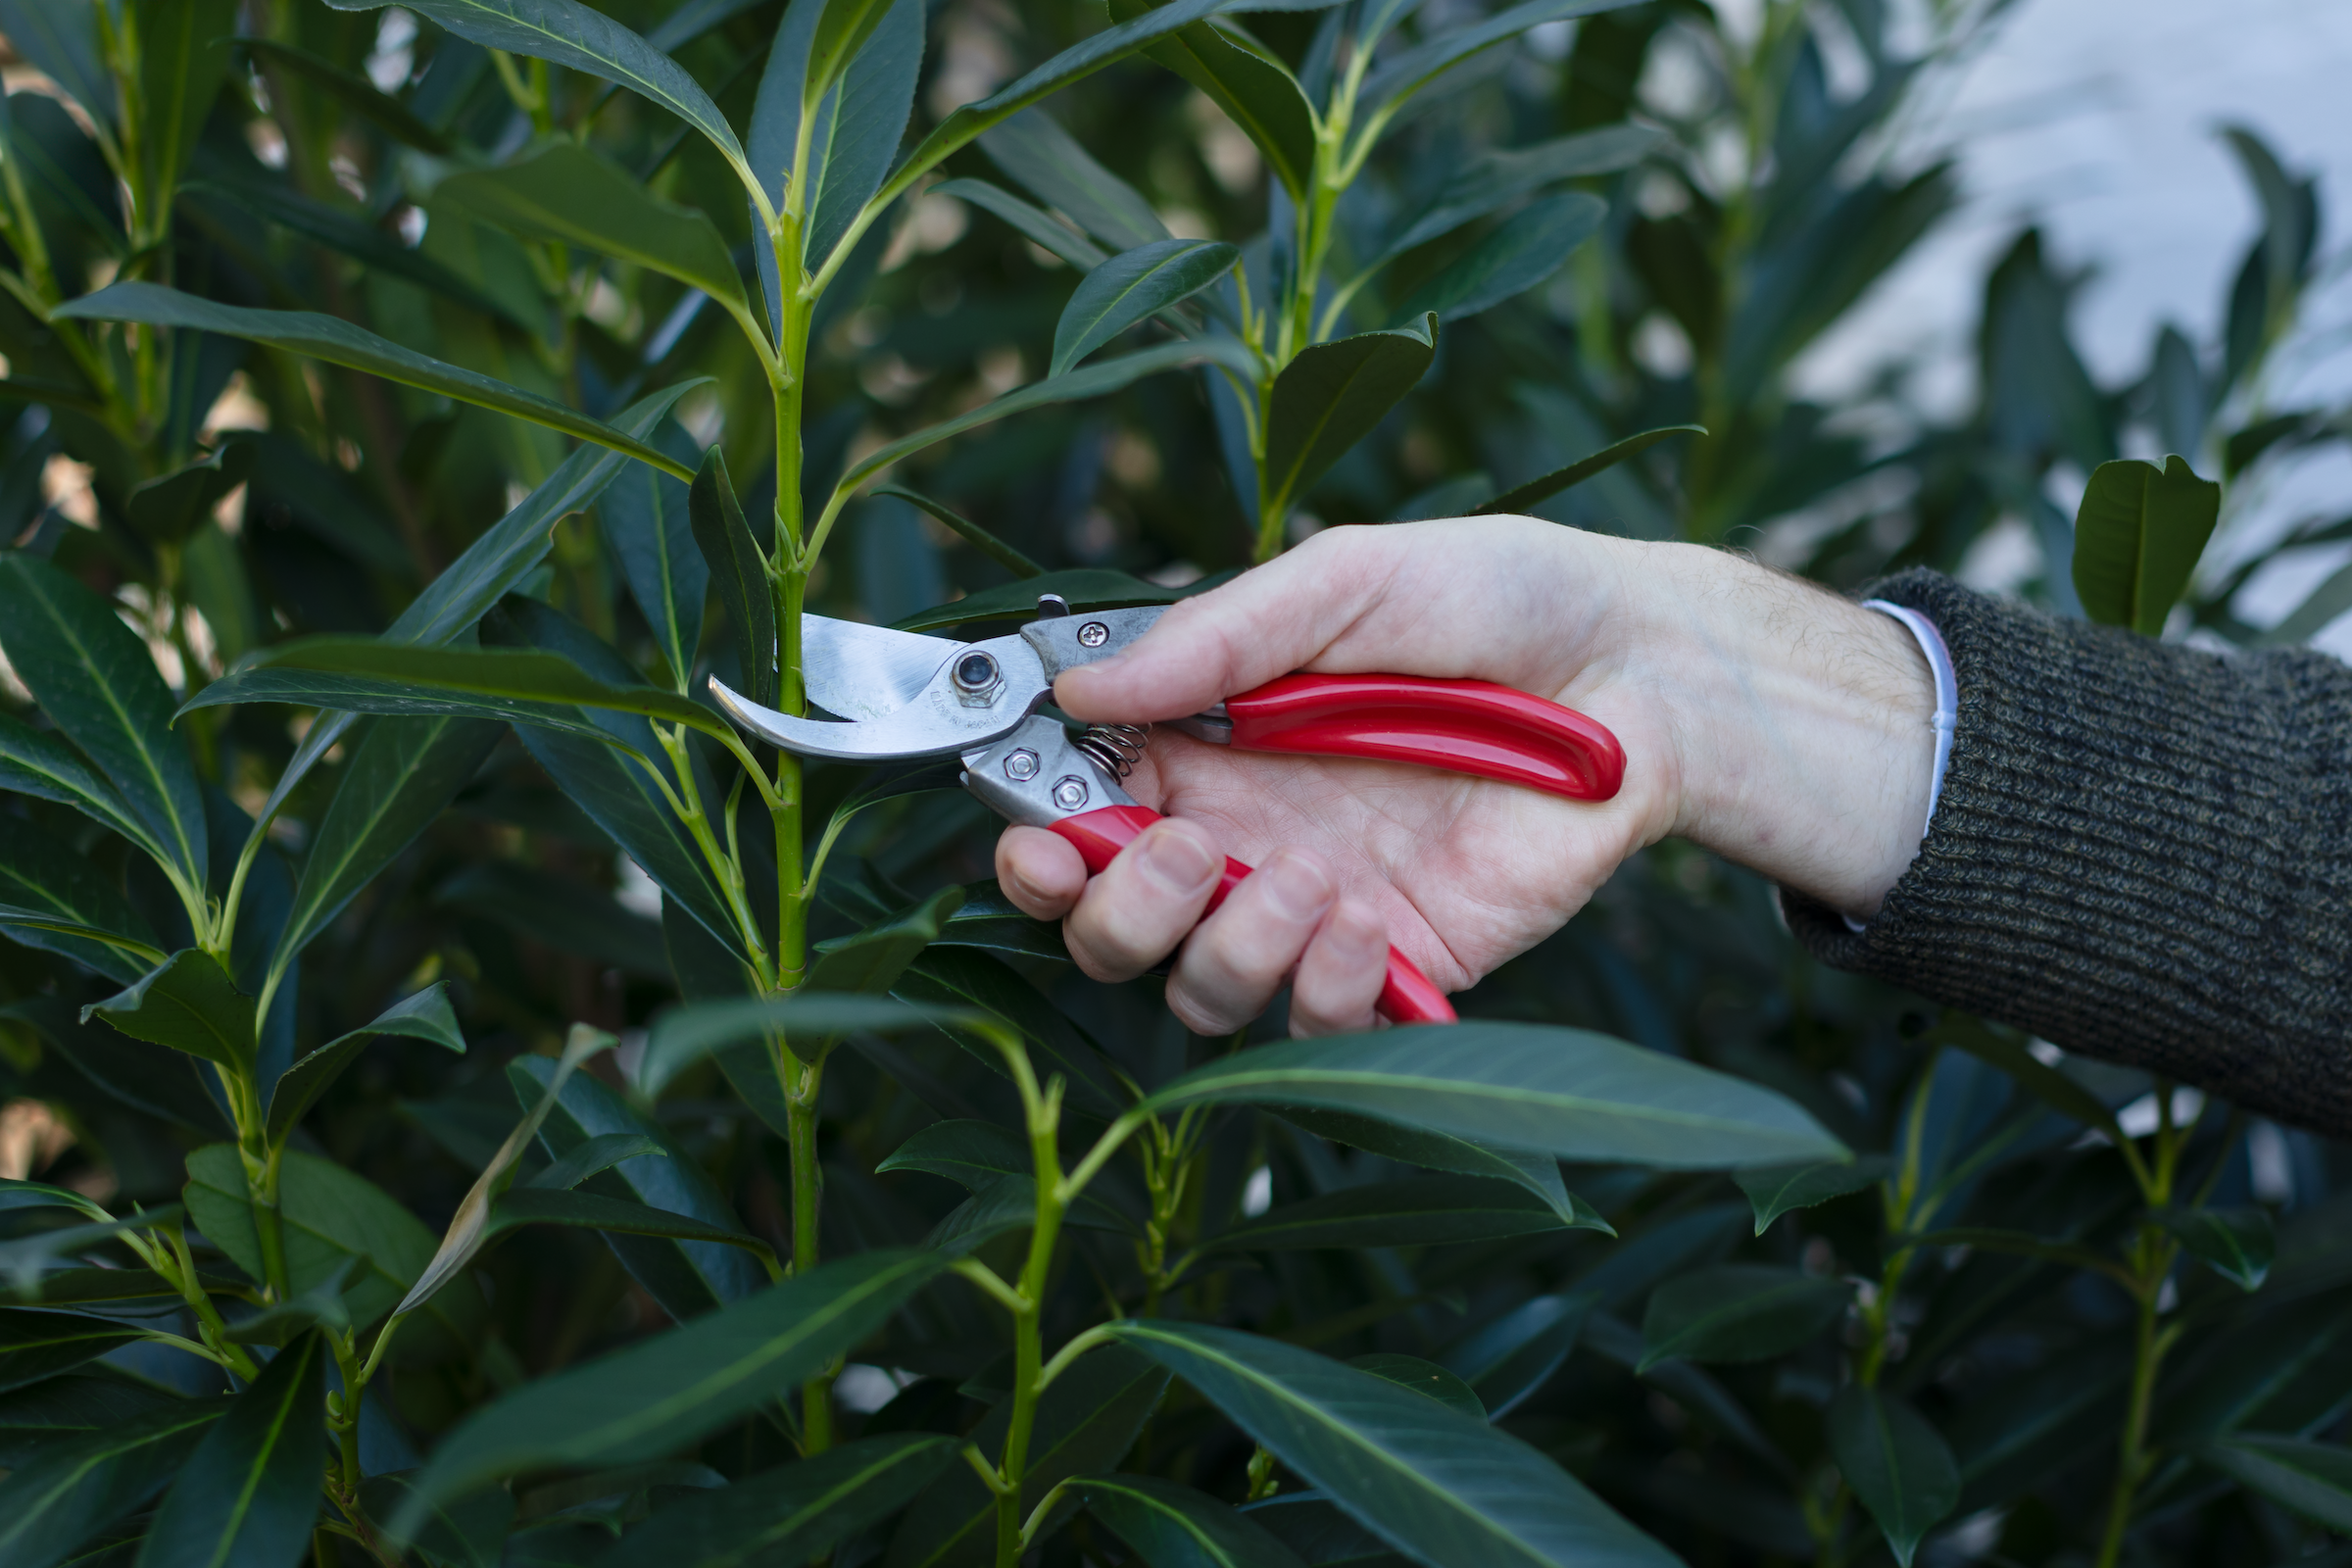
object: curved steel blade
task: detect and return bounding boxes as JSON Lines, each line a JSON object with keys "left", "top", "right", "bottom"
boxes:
{"left": 710, "top": 634, "right": 1051, "bottom": 761}
{"left": 800, "top": 614, "right": 958, "bottom": 720}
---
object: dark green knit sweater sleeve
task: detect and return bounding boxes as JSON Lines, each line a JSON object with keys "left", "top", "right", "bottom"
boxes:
{"left": 1782, "top": 568, "right": 2352, "bottom": 1139}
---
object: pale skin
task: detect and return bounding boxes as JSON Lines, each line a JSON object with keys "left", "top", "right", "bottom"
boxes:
{"left": 994, "top": 516, "right": 1937, "bottom": 1036}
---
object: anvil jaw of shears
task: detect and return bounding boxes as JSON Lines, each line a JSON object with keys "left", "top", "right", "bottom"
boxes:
{"left": 707, "top": 598, "right": 1629, "bottom": 1026}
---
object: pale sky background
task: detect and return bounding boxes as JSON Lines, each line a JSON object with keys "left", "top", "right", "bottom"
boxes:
{"left": 1781, "top": 0, "right": 2352, "bottom": 651}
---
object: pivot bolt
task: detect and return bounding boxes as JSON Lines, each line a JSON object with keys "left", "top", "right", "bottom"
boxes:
{"left": 952, "top": 651, "right": 1002, "bottom": 705}
{"left": 1003, "top": 749, "right": 1040, "bottom": 781}
{"left": 1077, "top": 621, "right": 1109, "bottom": 648}
{"left": 1052, "top": 775, "right": 1091, "bottom": 811}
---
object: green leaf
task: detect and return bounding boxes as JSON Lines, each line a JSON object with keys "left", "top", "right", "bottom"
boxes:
{"left": 397, "top": 1025, "right": 614, "bottom": 1318}
{"left": 326, "top": 0, "right": 753, "bottom": 186}
{"left": 1109, "top": 1, "right": 1317, "bottom": 196}
{"left": 0, "top": 819, "right": 163, "bottom": 983}
{"left": 0, "top": 1309, "right": 141, "bottom": 1393}
{"left": 136, "top": 1329, "right": 325, "bottom": 1568}
{"left": 1379, "top": 124, "right": 1666, "bottom": 265}
{"left": 1207, "top": 1175, "right": 1596, "bottom": 1251}
{"left": 0, "top": 553, "right": 207, "bottom": 884}
{"left": 640, "top": 994, "right": 975, "bottom": 1102}
{"left": 877, "top": 487, "right": 1045, "bottom": 578}
{"left": 1390, "top": 194, "right": 1602, "bottom": 325}
{"left": 1827, "top": 1385, "right": 1957, "bottom": 1567}
{"left": 930, "top": 178, "right": 1107, "bottom": 270}
{"left": 690, "top": 446, "right": 777, "bottom": 711}
{"left": 1139, "top": 1022, "right": 1846, "bottom": 1169}
{"left": 1441, "top": 1292, "right": 1594, "bottom": 1419}
{"left": 1271, "top": 1105, "right": 1600, "bottom": 1230}
{"left": 1053, "top": 238, "right": 1239, "bottom": 375}
{"left": 1102, "top": 1322, "right": 1678, "bottom": 1568}
{"left": 893, "top": 566, "right": 1186, "bottom": 632}
{"left": 1348, "top": 1354, "right": 1485, "bottom": 1421}
{"left": 1736, "top": 1153, "right": 1891, "bottom": 1235}
{"left": 893, "top": 949, "right": 1129, "bottom": 1118}
{"left": 2070, "top": 455, "right": 2223, "bottom": 634}
{"left": 0, "top": 1397, "right": 228, "bottom": 1568}
{"left": 794, "top": 887, "right": 972, "bottom": 1058}
{"left": 1361, "top": 0, "right": 1644, "bottom": 115}
{"left": 0, "top": 1, "right": 108, "bottom": 122}
{"left": 1638, "top": 1265, "right": 1848, "bottom": 1371}
{"left": 54, "top": 284, "right": 696, "bottom": 482}
{"left": 508, "top": 1053, "right": 768, "bottom": 1318}
{"left": 978, "top": 110, "right": 1171, "bottom": 254}
{"left": 230, "top": 36, "right": 455, "bottom": 153}
{"left": 131, "top": 0, "right": 238, "bottom": 219}
{"left": 895, "top": 1154, "right": 1134, "bottom": 1244}
{"left": 2159, "top": 1206, "right": 2275, "bottom": 1292}
{"left": 606, "top": 1435, "right": 958, "bottom": 1568}
{"left": 885, "top": 1343, "right": 1171, "bottom": 1568}
{"left": 181, "top": 1144, "right": 484, "bottom": 1348}
{"left": 268, "top": 714, "right": 502, "bottom": 987}
{"left": 849, "top": 0, "right": 1237, "bottom": 272}
{"left": 2202, "top": 1434, "right": 2352, "bottom": 1531}
{"left": 266, "top": 982, "right": 466, "bottom": 1145}
{"left": 1261, "top": 318, "right": 1437, "bottom": 514}
{"left": 181, "top": 640, "right": 728, "bottom": 743}
{"left": 523, "top": 1132, "right": 665, "bottom": 1192}
{"left": 604, "top": 423, "right": 707, "bottom": 688}
{"left": 0, "top": 713, "right": 167, "bottom": 864}
{"left": 876, "top": 1118, "right": 1030, "bottom": 1186}
{"left": 1475, "top": 424, "right": 1705, "bottom": 517}
{"left": 84, "top": 950, "right": 254, "bottom": 1072}
{"left": 122, "top": 442, "right": 256, "bottom": 546}
{"left": 188, "top": 177, "right": 520, "bottom": 325}
{"left": 1079, "top": 1474, "right": 1311, "bottom": 1568}
{"left": 485, "top": 1187, "right": 771, "bottom": 1255}
{"left": 389, "top": 1250, "right": 947, "bottom": 1539}
{"left": 804, "top": 0, "right": 898, "bottom": 112}
{"left": 839, "top": 339, "right": 1254, "bottom": 499}
{"left": 0, "top": 1374, "right": 177, "bottom": 1466}
{"left": 805, "top": 0, "right": 926, "bottom": 270}
{"left": 435, "top": 143, "right": 758, "bottom": 338}
{"left": 2259, "top": 558, "right": 2352, "bottom": 649}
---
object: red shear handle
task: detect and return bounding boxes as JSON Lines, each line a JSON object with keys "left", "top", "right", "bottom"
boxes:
{"left": 1223, "top": 673, "right": 1625, "bottom": 802}
{"left": 1047, "top": 805, "right": 1456, "bottom": 1027}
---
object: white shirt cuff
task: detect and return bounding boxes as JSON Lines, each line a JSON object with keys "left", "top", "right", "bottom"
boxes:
{"left": 1842, "top": 599, "right": 1957, "bottom": 933}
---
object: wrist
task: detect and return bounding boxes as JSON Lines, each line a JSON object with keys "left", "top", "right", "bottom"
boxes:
{"left": 1642, "top": 547, "right": 1936, "bottom": 914}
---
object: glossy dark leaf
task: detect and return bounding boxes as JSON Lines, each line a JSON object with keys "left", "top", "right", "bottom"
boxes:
{"left": 0, "top": 1309, "right": 141, "bottom": 1392}
{"left": 1441, "top": 1291, "right": 1595, "bottom": 1419}
{"left": 0, "top": 1396, "right": 227, "bottom": 1568}
{"left": 189, "top": 177, "right": 517, "bottom": 323}
{"left": 605, "top": 1435, "right": 958, "bottom": 1568}
{"left": 0, "top": 714, "right": 166, "bottom": 865}
{"left": 1347, "top": 1354, "right": 1485, "bottom": 1420}
{"left": 131, "top": 0, "right": 238, "bottom": 218}
{"left": 0, "top": 1374, "right": 177, "bottom": 1467}
{"left": 1053, "top": 238, "right": 1239, "bottom": 375}
{"left": 1110, "top": 0, "right": 1317, "bottom": 196}
{"left": 2202, "top": 1434, "right": 2352, "bottom": 1531}
{"left": 2071, "top": 455, "right": 2223, "bottom": 635}
{"left": 138, "top": 1331, "right": 326, "bottom": 1568}
{"left": 1391, "top": 194, "right": 1602, "bottom": 324}
{"left": 932, "top": 178, "right": 1108, "bottom": 270}
{"left": 1638, "top": 1265, "right": 1849, "bottom": 1370}
{"left": 979, "top": 110, "right": 1172, "bottom": 254}
{"left": 1079, "top": 1474, "right": 1312, "bottom": 1568}
{"left": 893, "top": 567, "right": 1186, "bottom": 632}
{"left": 0, "top": 819, "right": 162, "bottom": 983}
{"left": 1475, "top": 425, "right": 1705, "bottom": 516}
{"left": 435, "top": 143, "right": 759, "bottom": 336}
{"left": 1361, "top": 0, "right": 1642, "bottom": 112}
{"left": 1736, "top": 1153, "right": 1890, "bottom": 1235}
{"left": 804, "top": 0, "right": 926, "bottom": 270}
{"left": 690, "top": 446, "right": 777, "bottom": 711}
{"left": 603, "top": 427, "right": 707, "bottom": 692}
{"left": 325, "top": 0, "right": 751, "bottom": 180}
{"left": 2159, "top": 1206, "right": 2275, "bottom": 1292}
{"left": 1271, "top": 1105, "right": 1599, "bottom": 1229}
{"left": 55, "top": 285, "right": 694, "bottom": 481}
{"left": 1239, "top": 1494, "right": 1412, "bottom": 1568}
{"left": 639, "top": 993, "right": 974, "bottom": 1102}
{"left": 877, "top": 487, "right": 1045, "bottom": 578}
{"left": 1829, "top": 1385, "right": 1957, "bottom": 1567}
{"left": 0, "top": 0, "right": 108, "bottom": 121}
{"left": 220, "top": 1257, "right": 359, "bottom": 1346}
{"left": 388, "top": 1250, "right": 945, "bottom": 1537}
{"left": 485, "top": 1187, "right": 771, "bottom": 1254}
{"left": 1206, "top": 1175, "right": 1594, "bottom": 1251}
{"left": 1102, "top": 1323, "right": 1678, "bottom": 1568}
{"left": 522, "top": 1132, "right": 665, "bottom": 1192}
{"left": 1261, "top": 318, "right": 1437, "bottom": 514}
{"left": 84, "top": 950, "right": 253, "bottom": 1071}
{"left": 122, "top": 442, "right": 255, "bottom": 546}
{"left": 266, "top": 982, "right": 466, "bottom": 1144}
{"left": 0, "top": 553, "right": 206, "bottom": 883}
{"left": 876, "top": 1118, "right": 1031, "bottom": 1186}
{"left": 1378, "top": 124, "right": 1665, "bottom": 264}
{"left": 893, "top": 948, "right": 1129, "bottom": 1117}
{"left": 1139, "top": 1022, "right": 1845, "bottom": 1168}
{"left": 885, "top": 1343, "right": 1172, "bottom": 1568}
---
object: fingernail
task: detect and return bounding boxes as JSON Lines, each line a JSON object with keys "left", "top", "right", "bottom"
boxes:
{"left": 1259, "top": 851, "right": 1336, "bottom": 922}
{"left": 1141, "top": 826, "right": 1217, "bottom": 894}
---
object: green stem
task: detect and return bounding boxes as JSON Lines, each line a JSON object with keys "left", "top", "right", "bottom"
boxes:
{"left": 787, "top": 1051, "right": 830, "bottom": 1448}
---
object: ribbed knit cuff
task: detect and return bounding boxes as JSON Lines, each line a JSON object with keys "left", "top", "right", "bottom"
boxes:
{"left": 1783, "top": 569, "right": 2352, "bottom": 1139}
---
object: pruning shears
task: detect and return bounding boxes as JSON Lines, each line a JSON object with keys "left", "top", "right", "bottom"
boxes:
{"left": 710, "top": 596, "right": 1626, "bottom": 1026}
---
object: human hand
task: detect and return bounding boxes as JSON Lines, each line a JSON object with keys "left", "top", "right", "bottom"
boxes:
{"left": 995, "top": 517, "right": 1936, "bottom": 1036}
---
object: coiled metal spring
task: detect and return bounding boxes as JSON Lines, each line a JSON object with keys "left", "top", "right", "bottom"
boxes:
{"left": 1076, "top": 722, "right": 1151, "bottom": 779}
